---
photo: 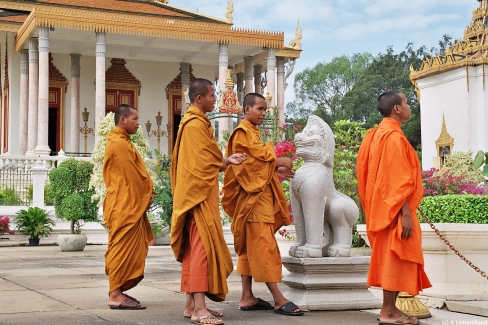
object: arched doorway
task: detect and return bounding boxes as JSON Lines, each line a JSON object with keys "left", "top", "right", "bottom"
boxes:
{"left": 105, "top": 58, "right": 140, "bottom": 113}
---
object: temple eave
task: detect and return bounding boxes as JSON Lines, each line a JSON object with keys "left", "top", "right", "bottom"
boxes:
{"left": 15, "top": 7, "right": 285, "bottom": 52}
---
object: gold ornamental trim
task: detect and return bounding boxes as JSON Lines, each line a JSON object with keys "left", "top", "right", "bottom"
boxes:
{"left": 0, "top": 22, "right": 22, "bottom": 33}
{"left": 15, "top": 6, "right": 284, "bottom": 52}
{"left": 410, "top": 57, "right": 488, "bottom": 81}
{"left": 0, "top": 1, "right": 35, "bottom": 11}
{"left": 276, "top": 47, "right": 301, "bottom": 59}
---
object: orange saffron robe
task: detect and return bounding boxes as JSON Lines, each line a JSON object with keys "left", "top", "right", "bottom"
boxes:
{"left": 103, "top": 126, "right": 154, "bottom": 294}
{"left": 357, "top": 118, "right": 432, "bottom": 295}
{"left": 221, "top": 120, "right": 290, "bottom": 256}
{"left": 170, "top": 107, "right": 233, "bottom": 302}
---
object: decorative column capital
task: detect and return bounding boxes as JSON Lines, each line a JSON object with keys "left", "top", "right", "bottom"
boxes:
{"left": 38, "top": 26, "right": 49, "bottom": 53}
{"left": 267, "top": 48, "right": 276, "bottom": 71}
{"left": 20, "top": 49, "right": 29, "bottom": 75}
{"left": 70, "top": 53, "right": 81, "bottom": 78}
{"left": 180, "top": 62, "right": 190, "bottom": 85}
{"left": 96, "top": 32, "right": 106, "bottom": 58}
{"left": 277, "top": 57, "right": 285, "bottom": 76}
{"left": 244, "top": 56, "right": 253, "bottom": 81}
{"left": 28, "top": 38, "right": 38, "bottom": 64}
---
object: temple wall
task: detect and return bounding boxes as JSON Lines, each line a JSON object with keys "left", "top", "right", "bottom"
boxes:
{"left": 418, "top": 65, "right": 488, "bottom": 170}
{"left": 417, "top": 68, "right": 470, "bottom": 170}
{"left": 6, "top": 50, "right": 215, "bottom": 156}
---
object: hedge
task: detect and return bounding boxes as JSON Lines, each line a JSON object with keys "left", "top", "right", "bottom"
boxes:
{"left": 419, "top": 194, "right": 488, "bottom": 223}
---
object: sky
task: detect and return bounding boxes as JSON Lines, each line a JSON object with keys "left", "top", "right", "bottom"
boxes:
{"left": 170, "top": 0, "right": 476, "bottom": 104}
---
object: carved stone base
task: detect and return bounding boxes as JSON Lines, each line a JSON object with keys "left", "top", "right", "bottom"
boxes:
{"left": 282, "top": 256, "right": 381, "bottom": 311}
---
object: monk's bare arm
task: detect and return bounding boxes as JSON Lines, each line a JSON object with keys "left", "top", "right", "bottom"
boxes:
{"left": 400, "top": 199, "right": 413, "bottom": 239}
{"left": 220, "top": 153, "right": 247, "bottom": 171}
{"left": 276, "top": 157, "right": 295, "bottom": 180}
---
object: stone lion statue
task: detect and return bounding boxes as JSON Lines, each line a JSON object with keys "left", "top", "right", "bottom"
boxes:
{"left": 289, "top": 115, "right": 359, "bottom": 258}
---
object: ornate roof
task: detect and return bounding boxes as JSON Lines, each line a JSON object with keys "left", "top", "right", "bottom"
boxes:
{"left": 410, "top": 0, "right": 488, "bottom": 81}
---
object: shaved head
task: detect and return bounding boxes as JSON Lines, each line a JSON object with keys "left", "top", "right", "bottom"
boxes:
{"left": 377, "top": 91, "right": 402, "bottom": 117}
{"left": 189, "top": 78, "right": 213, "bottom": 103}
{"left": 114, "top": 104, "right": 136, "bottom": 126}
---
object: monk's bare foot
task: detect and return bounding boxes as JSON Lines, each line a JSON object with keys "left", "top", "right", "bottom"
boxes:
{"left": 238, "top": 296, "right": 259, "bottom": 309}
{"left": 184, "top": 308, "right": 223, "bottom": 318}
{"left": 379, "top": 311, "right": 419, "bottom": 324}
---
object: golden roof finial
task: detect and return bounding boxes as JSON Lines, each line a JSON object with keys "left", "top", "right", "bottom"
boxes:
{"left": 435, "top": 112, "right": 454, "bottom": 147}
{"left": 224, "top": 69, "right": 234, "bottom": 88}
{"left": 289, "top": 20, "right": 302, "bottom": 50}
{"left": 226, "top": 0, "right": 234, "bottom": 24}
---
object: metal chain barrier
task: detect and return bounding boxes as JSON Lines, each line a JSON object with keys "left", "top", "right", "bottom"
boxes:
{"left": 417, "top": 207, "right": 488, "bottom": 280}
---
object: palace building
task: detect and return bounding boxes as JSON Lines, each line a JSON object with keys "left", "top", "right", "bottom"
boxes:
{"left": 0, "top": 0, "right": 301, "bottom": 156}
{"left": 410, "top": 0, "right": 488, "bottom": 170}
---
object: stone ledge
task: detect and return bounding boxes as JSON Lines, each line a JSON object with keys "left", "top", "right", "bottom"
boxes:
{"left": 446, "top": 301, "right": 488, "bottom": 317}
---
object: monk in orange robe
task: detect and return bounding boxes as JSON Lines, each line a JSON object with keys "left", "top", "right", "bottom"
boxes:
{"left": 171, "top": 78, "right": 246, "bottom": 325}
{"left": 357, "top": 91, "right": 432, "bottom": 325}
{"left": 103, "top": 104, "right": 154, "bottom": 310}
{"left": 222, "top": 93, "right": 303, "bottom": 316}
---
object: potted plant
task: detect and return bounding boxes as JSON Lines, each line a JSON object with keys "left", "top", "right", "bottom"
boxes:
{"left": 0, "top": 216, "right": 15, "bottom": 240}
{"left": 48, "top": 158, "right": 100, "bottom": 251}
{"left": 13, "top": 207, "right": 54, "bottom": 246}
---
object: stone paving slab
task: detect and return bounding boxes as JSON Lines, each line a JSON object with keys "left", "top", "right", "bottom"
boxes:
{"left": 446, "top": 300, "right": 488, "bottom": 318}
{"left": 0, "top": 245, "right": 487, "bottom": 325}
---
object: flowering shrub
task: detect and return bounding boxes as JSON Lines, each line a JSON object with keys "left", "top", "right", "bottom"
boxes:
{"left": 0, "top": 216, "right": 14, "bottom": 236}
{"left": 422, "top": 168, "right": 488, "bottom": 197}
{"left": 89, "top": 112, "right": 158, "bottom": 206}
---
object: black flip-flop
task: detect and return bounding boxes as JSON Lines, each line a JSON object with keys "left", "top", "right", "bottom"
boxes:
{"left": 124, "top": 293, "right": 140, "bottom": 304}
{"left": 274, "top": 301, "right": 304, "bottom": 316}
{"left": 109, "top": 297, "right": 146, "bottom": 310}
{"left": 239, "top": 298, "right": 273, "bottom": 310}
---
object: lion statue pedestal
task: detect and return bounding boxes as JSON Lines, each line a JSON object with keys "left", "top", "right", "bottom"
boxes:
{"left": 282, "top": 115, "right": 380, "bottom": 310}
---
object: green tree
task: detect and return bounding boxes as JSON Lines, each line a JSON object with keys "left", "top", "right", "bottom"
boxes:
{"left": 287, "top": 53, "right": 373, "bottom": 125}
{"left": 340, "top": 44, "right": 427, "bottom": 149}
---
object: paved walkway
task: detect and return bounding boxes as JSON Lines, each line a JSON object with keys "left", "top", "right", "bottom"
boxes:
{"left": 0, "top": 245, "right": 487, "bottom": 325}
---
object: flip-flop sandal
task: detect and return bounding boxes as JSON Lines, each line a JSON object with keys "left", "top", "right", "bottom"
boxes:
{"left": 191, "top": 315, "right": 224, "bottom": 324}
{"left": 124, "top": 293, "right": 140, "bottom": 304}
{"left": 109, "top": 297, "right": 146, "bottom": 310}
{"left": 184, "top": 309, "right": 224, "bottom": 318}
{"left": 378, "top": 314, "right": 419, "bottom": 325}
{"left": 274, "top": 301, "right": 304, "bottom": 316}
{"left": 238, "top": 298, "right": 273, "bottom": 310}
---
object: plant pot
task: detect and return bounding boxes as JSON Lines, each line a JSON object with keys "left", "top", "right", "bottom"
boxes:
{"left": 154, "top": 226, "right": 170, "bottom": 245}
{"left": 57, "top": 233, "right": 87, "bottom": 252}
{"left": 28, "top": 238, "right": 40, "bottom": 246}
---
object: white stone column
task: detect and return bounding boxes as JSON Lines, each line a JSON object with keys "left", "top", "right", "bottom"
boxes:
{"left": 180, "top": 62, "right": 190, "bottom": 113}
{"left": 218, "top": 43, "right": 229, "bottom": 139}
{"left": 26, "top": 38, "right": 38, "bottom": 156}
{"left": 70, "top": 54, "right": 81, "bottom": 153}
{"left": 35, "top": 27, "right": 51, "bottom": 156}
{"left": 254, "top": 64, "right": 262, "bottom": 94}
{"left": 277, "top": 57, "right": 285, "bottom": 120}
{"left": 244, "top": 56, "right": 253, "bottom": 95}
{"left": 267, "top": 48, "right": 280, "bottom": 122}
{"left": 31, "top": 158, "right": 48, "bottom": 208}
{"left": 19, "top": 49, "right": 29, "bottom": 155}
{"left": 95, "top": 32, "right": 106, "bottom": 141}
